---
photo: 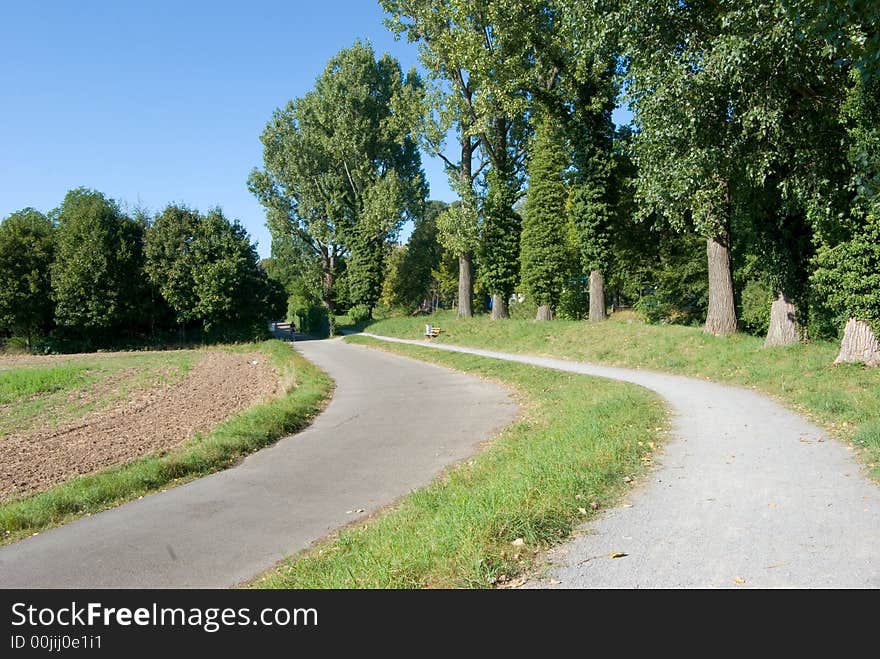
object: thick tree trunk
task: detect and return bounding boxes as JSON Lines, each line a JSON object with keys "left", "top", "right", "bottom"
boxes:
{"left": 834, "top": 318, "right": 880, "bottom": 366}
{"left": 764, "top": 292, "right": 799, "bottom": 347}
{"left": 704, "top": 233, "right": 737, "bottom": 336}
{"left": 536, "top": 304, "right": 553, "bottom": 321}
{"left": 588, "top": 270, "right": 607, "bottom": 322}
{"left": 458, "top": 252, "right": 473, "bottom": 318}
{"left": 490, "top": 293, "right": 509, "bottom": 320}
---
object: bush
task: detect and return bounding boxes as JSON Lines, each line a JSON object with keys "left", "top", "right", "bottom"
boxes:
{"left": 739, "top": 279, "right": 773, "bottom": 336}
{"left": 347, "top": 304, "right": 372, "bottom": 326}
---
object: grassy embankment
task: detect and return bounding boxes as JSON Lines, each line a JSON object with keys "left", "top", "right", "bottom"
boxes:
{"left": 255, "top": 335, "right": 666, "bottom": 588}
{"left": 0, "top": 340, "right": 332, "bottom": 545}
{"left": 365, "top": 311, "right": 880, "bottom": 480}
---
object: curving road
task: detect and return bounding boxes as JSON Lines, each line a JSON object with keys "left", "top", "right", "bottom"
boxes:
{"left": 0, "top": 338, "right": 517, "bottom": 588}
{"left": 361, "top": 333, "right": 880, "bottom": 588}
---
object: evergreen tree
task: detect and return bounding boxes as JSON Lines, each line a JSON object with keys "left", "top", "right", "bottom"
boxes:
{"left": 480, "top": 149, "right": 521, "bottom": 320}
{"left": 520, "top": 118, "right": 569, "bottom": 320}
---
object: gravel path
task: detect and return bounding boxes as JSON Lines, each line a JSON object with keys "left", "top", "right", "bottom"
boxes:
{"left": 361, "top": 333, "right": 880, "bottom": 588}
{"left": 0, "top": 338, "right": 516, "bottom": 587}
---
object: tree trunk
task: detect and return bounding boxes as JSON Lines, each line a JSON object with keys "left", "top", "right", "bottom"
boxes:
{"left": 458, "top": 252, "right": 473, "bottom": 318}
{"left": 588, "top": 270, "right": 607, "bottom": 322}
{"left": 704, "top": 232, "right": 737, "bottom": 336}
{"left": 834, "top": 318, "right": 880, "bottom": 366}
{"left": 764, "top": 292, "right": 799, "bottom": 347}
{"left": 536, "top": 304, "right": 553, "bottom": 321}
{"left": 490, "top": 293, "right": 509, "bottom": 320}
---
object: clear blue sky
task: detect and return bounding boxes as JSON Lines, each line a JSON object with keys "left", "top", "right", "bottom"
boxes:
{"left": 1, "top": 1, "right": 631, "bottom": 258}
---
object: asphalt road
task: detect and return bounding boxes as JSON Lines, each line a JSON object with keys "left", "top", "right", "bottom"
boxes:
{"left": 0, "top": 338, "right": 517, "bottom": 588}
{"left": 362, "top": 333, "right": 880, "bottom": 588}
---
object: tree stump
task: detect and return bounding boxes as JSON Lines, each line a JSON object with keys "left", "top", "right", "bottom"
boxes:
{"left": 536, "top": 304, "right": 554, "bottom": 321}
{"left": 764, "top": 293, "right": 799, "bottom": 347}
{"left": 834, "top": 318, "right": 880, "bottom": 366}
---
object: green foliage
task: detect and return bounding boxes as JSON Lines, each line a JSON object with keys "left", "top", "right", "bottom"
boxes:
{"left": 812, "top": 209, "right": 880, "bottom": 334}
{"left": 479, "top": 157, "right": 521, "bottom": 302}
{"left": 0, "top": 208, "right": 55, "bottom": 344}
{"left": 634, "top": 232, "right": 709, "bottom": 326}
{"left": 739, "top": 280, "right": 774, "bottom": 336}
{"left": 520, "top": 118, "right": 569, "bottom": 310}
{"left": 51, "top": 188, "right": 147, "bottom": 342}
{"left": 145, "top": 204, "right": 276, "bottom": 341}
{"left": 249, "top": 41, "right": 426, "bottom": 313}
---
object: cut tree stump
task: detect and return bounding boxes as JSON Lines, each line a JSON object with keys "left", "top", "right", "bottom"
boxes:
{"left": 536, "top": 304, "right": 554, "bottom": 321}
{"left": 764, "top": 293, "right": 799, "bottom": 347}
{"left": 834, "top": 318, "right": 880, "bottom": 366}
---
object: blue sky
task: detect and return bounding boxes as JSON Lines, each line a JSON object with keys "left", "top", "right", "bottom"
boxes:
{"left": 1, "top": 1, "right": 630, "bottom": 257}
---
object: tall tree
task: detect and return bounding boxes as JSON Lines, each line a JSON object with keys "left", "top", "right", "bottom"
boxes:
{"left": 620, "top": 0, "right": 851, "bottom": 337}
{"left": 0, "top": 209, "right": 54, "bottom": 347}
{"left": 520, "top": 117, "right": 569, "bottom": 320}
{"left": 249, "top": 42, "right": 426, "bottom": 319}
{"left": 383, "top": 0, "right": 532, "bottom": 318}
{"left": 51, "top": 188, "right": 144, "bottom": 342}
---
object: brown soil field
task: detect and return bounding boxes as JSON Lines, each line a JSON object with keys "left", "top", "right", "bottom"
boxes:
{"left": 0, "top": 350, "right": 280, "bottom": 500}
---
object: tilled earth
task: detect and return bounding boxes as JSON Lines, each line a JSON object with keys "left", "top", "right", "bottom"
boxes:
{"left": 1, "top": 351, "right": 280, "bottom": 500}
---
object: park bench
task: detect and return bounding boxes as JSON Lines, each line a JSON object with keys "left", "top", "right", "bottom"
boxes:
{"left": 424, "top": 324, "right": 442, "bottom": 338}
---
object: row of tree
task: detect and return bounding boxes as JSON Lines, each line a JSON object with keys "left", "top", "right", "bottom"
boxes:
{"left": 0, "top": 188, "right": 284, "bottom": 351}
{"left": 254, "top": 0, "right": 878, "bottom": 364}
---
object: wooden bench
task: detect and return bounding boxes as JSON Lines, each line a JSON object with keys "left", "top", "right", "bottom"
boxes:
{"left": 425, "top": 325, "right": 442, "bottom": 338}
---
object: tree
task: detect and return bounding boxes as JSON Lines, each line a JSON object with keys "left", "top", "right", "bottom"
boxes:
{"left": 52, "top": 188, "right": 145, "bottom": 342}
{"left": 383, "top": 0, "right": 533, "bottom": 318}
{"left": 383, "top": 200, "right": 446, "bottom": 310}
{"left": 145, "top": 204, "right": 276, "bottom": 341}
{"left": 479, "top": 125, "right": 522, "bottom": 319}
{"left": 250, "top": 42, "right": 426, "bottom": 319}
{"left": 520, "top": 118, "right": 569, "bottom": 320}
{"left": 143, "top": 204, "right": 202, "bottom": 335}
{"left": 0, "top": 209, "right": 54, "bottom": 347}
{"left": 620, "top": 0, "right": 852, "bottom": 338}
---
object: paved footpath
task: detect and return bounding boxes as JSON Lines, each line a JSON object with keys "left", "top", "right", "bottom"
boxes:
{"left": 362, "top": 333, "right": 880, "bottom": 588}
{"left": 0, "top": 338, "right": 516, "bottom": 588}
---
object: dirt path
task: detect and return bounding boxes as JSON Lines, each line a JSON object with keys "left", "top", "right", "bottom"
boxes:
{"left": 0, "top": 351, "right": 278, "bottom": 499}
{"left": 361, "top": 333, "right": 880, "bottom": 588}
{"left": 0, "top": 339, "right": 516, "bottom": 587}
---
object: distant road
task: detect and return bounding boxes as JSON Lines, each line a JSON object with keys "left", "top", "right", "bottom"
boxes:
{"left": 0, "top": 338, "right": 516, "bottom": 588}
{"left": 361, "top": 333, "right": 880, "bottom": 588}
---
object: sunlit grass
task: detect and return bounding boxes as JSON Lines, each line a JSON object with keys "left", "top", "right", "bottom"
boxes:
{"left": 253, "top": 336, "right": 666, "bottom": 589}
{"left": 365, "top": 310, "right": 880, "bottom": 480}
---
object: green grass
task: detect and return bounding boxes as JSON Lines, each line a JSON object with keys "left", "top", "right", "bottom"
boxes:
{"left": 0, "top": 351, "right": 197, "bottom": 435}
{"left": 0, "top": 340, "right": 333, "bottom": 545}
{"left": 365, "top": 310, "right": 880, "bottom": 480}
{"left": 253, "top": 335, "right": 666, "bottom": 589}
{"left": 0, "top": 364, "right": 95, "bottom": 403}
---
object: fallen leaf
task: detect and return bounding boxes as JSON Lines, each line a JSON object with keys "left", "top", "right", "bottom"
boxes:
{"left": 590, "top": 501, "right": 600, "bottom": 510}
{"left": 623, "top": 476, "right": 633, "bottom": 483}
{"left": 733, "top": 577, "right": 746, "bottom": 585}
{"left": 549, "top": 579, "right": 562, "bottom": 585}
{"left": 609, "top": 551, "right": 627, "bottom": 559}
{"left": 511, "top": 538, "right": 525, "bottom": 547}
{"left": 578, "top": 507, "right": 588, "bottom": 515}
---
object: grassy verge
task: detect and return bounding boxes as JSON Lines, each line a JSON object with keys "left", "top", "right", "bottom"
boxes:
{"left": 365, "top": 311, "right": 880, "bottom": 480}
{"left": 0, "top": 340, "right": 332, "bottom": 545}
{"left": 253, "top": 335, "right": 666, "bottom": 589}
